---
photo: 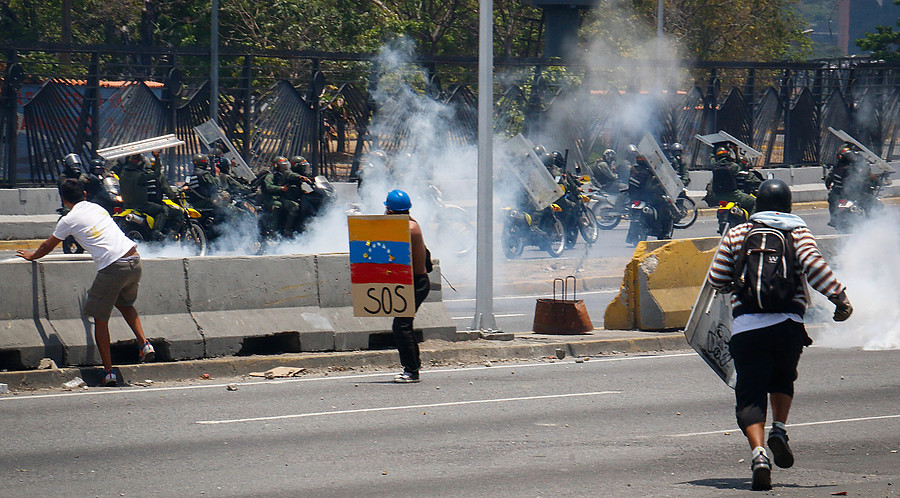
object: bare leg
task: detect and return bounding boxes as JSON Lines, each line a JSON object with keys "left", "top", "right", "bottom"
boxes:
{"left": 93, "top": 319, "right": 113, "bottom": 371}
{"left": 116, "top": 304, "right": 147, "bottom": 344}
{"left": 771, "top": 393, "right": 792, "bottom": 424}
{"left": 745, "top": 422, "right": 766, "bottom": 449}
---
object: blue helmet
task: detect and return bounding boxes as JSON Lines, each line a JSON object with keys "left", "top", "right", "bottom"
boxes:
{"left": 384, "top": 189, "right": 412, "bottom": 211}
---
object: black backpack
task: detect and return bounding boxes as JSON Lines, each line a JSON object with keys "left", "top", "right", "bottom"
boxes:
{"left": 732, "top": 222, "right": 799, "bottom": 312}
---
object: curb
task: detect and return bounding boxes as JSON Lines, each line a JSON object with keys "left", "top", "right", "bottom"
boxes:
{"left": 0, "top": 331, "right": 689, "bottom": 391}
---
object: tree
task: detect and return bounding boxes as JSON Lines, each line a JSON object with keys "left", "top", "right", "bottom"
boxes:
{"left": 856, "top": 1, "right": 900, "bottom": 61}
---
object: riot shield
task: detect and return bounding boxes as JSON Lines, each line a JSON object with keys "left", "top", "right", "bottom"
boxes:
{"left": 636, "top": 133, "right": 682, "bottom": 210}
{"left": 695, "top": 131, "right": 762, "bottom": 160}
{"left": 496, "top": 134, "right": 564, "bottom": 211}
{"left": 194, "top": 120, "right": 255, "bottom": 181}
{"left": 827, "top": 127, "right": 897, "bottom": 175}
{"left": 96, "top": 135, "right": 185, "bottom": 161}
{"left": 684, "top": 232, "right": 736, "bottom": 388}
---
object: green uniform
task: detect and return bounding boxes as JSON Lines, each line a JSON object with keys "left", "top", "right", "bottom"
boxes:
{"left": 705, "top": 157, "right": 756, "bottom": 213}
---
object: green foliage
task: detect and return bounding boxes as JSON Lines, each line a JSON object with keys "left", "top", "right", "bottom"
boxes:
{"left": 1, "top": 0, "right": 815, "bottom": 66}
{"left": 856, "top": 1, "right": 900, "bottom": 62}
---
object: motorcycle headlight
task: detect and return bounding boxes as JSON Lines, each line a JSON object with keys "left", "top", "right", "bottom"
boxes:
{"left": 551, "top": 204, "right": 562, "bottom": 213}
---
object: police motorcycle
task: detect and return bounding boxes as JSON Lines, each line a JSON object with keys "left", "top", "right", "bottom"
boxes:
{"left": 831, "top": 172, "right": 892, "bottom": 233}
{"left": 114, "top": 186, "right": 208, "bottom": 256}
{"left": 825, "top": 128, "right": 897, "bottom": 233}
{"left": 716, "top": 200, "right": 750, "bottom": 235}
{"left": 426, "top": 183, "right": 476, "bottom": 256}
{"left": 626, "top": 196, "right": 677, "bottom": 244}
{"left": 501, "top": 202, "right": 567, "bottom": 259}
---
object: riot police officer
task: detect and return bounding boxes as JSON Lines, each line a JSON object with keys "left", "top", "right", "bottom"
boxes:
{"left": 260, "top": 156, "right": 300, "bottom": 237}
{"left": 119, "top": 153, "right": 179, "bottom": 237}
{"left": 704, "top": 144, "right": 756, "bottom": 213}
{"left": 187, "top": 154, "right": 222, "bottom": 212}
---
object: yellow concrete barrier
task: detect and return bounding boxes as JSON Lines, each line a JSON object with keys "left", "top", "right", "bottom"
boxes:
{"left": 604, "top": 237, "right": 720, "bottom": 331}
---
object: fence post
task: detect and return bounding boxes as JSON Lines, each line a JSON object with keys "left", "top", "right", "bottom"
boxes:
{"left": 781, "top": 69, "right": 793, "bottom": 166}
{"left": 241, "top": 55, "right": 252, "bottom": 162}
{"left": 3, "top": 51, "right": 22, "bottom": 187}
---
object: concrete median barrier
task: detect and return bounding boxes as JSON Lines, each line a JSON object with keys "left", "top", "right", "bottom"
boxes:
{"left": 0, "top": 261, "right": 60, "bottom": 369}
{"left": 0, "top": 251, "right": 459, "bottom": 369}
{"left": 40, "top": 257, "right": 204, "bottom": 366}
{"left": 604, "top": 237, "right": 719, "bottom": 331}
{"left": 186, "top": 254, "right": 333, "bottom": 356}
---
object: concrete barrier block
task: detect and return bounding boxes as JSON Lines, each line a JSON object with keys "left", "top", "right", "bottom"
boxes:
{"left": 0, "top": 215, "right": 58, "bottom": 240}
{"left": 186, "top": 255, "right": 328, "bottom": 356}
{"left": 316, "top": 253, "right": 352, "bottom": 307}
{"left": 0, "top": 188, "right": 59, "bottom": 216}
{"left": 329, "top": 302, "right": 458, "bottom": 351}
{"left": 605, "top": 237, "right": 718, "bottom": 331}
{"left": 0, "top": 261, "right": 62, "bottom": 369}
{"left": 194, "top": 308, "right": 335, "bottom": 357}
{"left": 40, "top": 257, "right": 203, "bottom": 366}
{"left": 186, "top": 255, "right": 319, "bottom": 311}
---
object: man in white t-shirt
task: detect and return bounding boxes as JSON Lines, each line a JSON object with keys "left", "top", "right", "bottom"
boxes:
{"left": 17, "top": 179, "right": 156, "bottom": 386}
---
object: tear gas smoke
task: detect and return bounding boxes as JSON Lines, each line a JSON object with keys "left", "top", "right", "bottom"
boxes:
{"left": 809, "top": 209, "right": 900, "bottom": 350}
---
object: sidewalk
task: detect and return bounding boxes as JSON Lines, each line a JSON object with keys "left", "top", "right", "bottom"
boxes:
{"left": 0, "top": 329, "right": 690, "bottom": 392}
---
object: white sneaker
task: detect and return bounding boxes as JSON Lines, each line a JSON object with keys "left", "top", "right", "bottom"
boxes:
{"left": 393, "top": 371, "right": 420, "bottom": 383}
{"left": 139, "top": 341, "right": 155, "bottom": 362}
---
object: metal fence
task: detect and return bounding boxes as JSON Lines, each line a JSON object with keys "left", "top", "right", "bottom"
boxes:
{"left": 3, "top": 43, "right": 900, "bottom": 186}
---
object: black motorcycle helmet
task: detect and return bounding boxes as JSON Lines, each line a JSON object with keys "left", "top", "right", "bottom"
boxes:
{"left": 89, "top": 158, "right": 105, "bottom": 176}
{"left": 192, "top": 154, "right": 209, "bottom": 169}
{"left": 755, "top": 179, "right": 792, "bottom": 213}
{"left": 63, "top": 153, "right": 84, "bottom": 172}
{"left": 289, "top": 155, "right": 310, "bottom": 175}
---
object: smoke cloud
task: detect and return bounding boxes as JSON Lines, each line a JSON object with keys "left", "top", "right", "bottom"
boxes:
{"left": 809, "top": 209, "right": 900, "bottom": 350}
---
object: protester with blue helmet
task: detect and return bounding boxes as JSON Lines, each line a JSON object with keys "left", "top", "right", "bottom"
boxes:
{"left": 384, "top": 189, "right": 412, "bottom": 212}
{"left": 383, "top": 189, "right": 431, "bottom": 382}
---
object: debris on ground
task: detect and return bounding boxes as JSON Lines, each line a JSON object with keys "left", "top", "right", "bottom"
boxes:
{"left": 248, "top": 366, "right": 307, "bottom": 379}
{"left": 0, "top": 383, "right": 8, "bottom": 394}
{"left": 62, "top": 377, "right": 86, "bottom": 390}
{"left": 38, "top": 358, "right": 58, "bottom": 370}
{"left": 555, "top": 348, "right": 566, "bottom": 359}
{"left": 226, "top": 384, "right": 239, "bottom": 391}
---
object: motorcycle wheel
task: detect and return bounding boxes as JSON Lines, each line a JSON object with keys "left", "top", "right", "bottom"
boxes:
{"left": 542, "top": 215, "right": 566, "bottom": 258}
{"left": 501, "top": 221, "right": 525, "bottom": 259}
{"left": 180, "top": 221, "right": 208, "bottom": 256}
{"left": 579, "top": 206, "right": 600, "bottom": 244}
{"left": 435, "top": 205, "right": 475, "bottom": 256}
{"left": 62, "top": 235, "right": 84, "bottom": 254}
{"left": 592, "top": 203, "right": 621, "bottom": 230}
{"left": 673, "top": 196, "right": 698, "bottom": 229}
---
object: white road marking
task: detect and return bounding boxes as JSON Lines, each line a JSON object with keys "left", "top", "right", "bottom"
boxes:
{"left": 196, "top": 391, "right": 621, "bottom": 425}
{"left": 667, "top": 414, "right": 900, "bottom": 437}
{"left": 0, "top": 352, "right": 694, "bottom": 402}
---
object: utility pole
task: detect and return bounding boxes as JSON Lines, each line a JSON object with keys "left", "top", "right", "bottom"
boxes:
{"left": 472, "top": 0, "right": 498, "bottom": 332}
{"left": 210, "top": 0, "right": 219, "bottom": 123}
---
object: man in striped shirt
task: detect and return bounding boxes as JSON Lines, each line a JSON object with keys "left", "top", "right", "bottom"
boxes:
{"left": 707, "top": 179, "right": 853, "bottom": 491}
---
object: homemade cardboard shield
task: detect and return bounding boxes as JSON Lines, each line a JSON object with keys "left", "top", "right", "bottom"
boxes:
{"left": 827, "top": 127, "right": 897, "bottom": 175}
{"left": 636, "top": 133, "right": 683, "bottom": 210}
{"left": 695, "top": 131, "right": 762, "bottom": 160}
{"left": 684, "top": 235, "right": 736, "bottom": 388}
{"left": 96, "top": 135, "right": 185, "bottom": 160}
{"left": 497, "top": 134, "right": 564, "bottom": 211}
{"left": 193, "top": 120, "right": 255, "bottom": 181}
{"left": 348, "top": 215, "right": 416, "bottom": 318}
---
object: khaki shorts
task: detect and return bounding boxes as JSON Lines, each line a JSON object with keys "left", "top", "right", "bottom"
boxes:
{"left": 83, "top": 256, "right": 142, "bottom": 320}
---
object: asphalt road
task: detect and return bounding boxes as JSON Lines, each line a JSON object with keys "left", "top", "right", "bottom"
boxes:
{"left": 2, "top": 346, "right": 897, "bottom": 496}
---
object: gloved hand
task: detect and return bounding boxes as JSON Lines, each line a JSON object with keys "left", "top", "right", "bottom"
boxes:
{"left": 829, "top": 290, "right": 853, "bottom": 322}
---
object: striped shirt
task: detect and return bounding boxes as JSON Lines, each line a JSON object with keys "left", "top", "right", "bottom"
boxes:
{"left": 708, "top": 222, "right": 844, "bottom": 317}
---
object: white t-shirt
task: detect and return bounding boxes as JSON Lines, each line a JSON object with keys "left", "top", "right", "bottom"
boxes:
{"left": 52, "top": 201, "right": 136, "bottom": 270}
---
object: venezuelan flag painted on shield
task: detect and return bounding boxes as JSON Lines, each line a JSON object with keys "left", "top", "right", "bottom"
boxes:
{"left": 348, "top": 215, "right": 415, "bottom": 317}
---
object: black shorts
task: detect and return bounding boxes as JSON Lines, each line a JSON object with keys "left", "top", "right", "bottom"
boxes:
{"left": 729, "top": 319, "right": 810, "bottom": 430}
